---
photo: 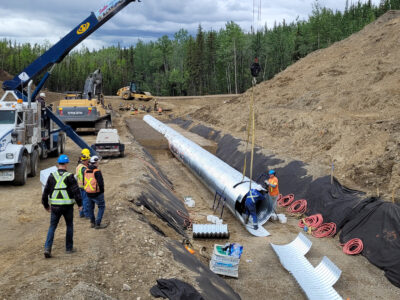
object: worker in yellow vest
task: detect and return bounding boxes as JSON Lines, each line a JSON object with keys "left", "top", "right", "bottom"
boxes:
{"left": 76, "top": 148, "right": 91, "bottom": 218}
{"left": 84, "top": 156, "right": 107, "bottom": 229}
{"left": 42, "top": 155, "right": 82, "bottom": 258}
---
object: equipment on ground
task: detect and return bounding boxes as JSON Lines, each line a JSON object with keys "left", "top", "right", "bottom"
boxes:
{"left": 0, "top": 0, "right": 139, "bottom": 185}
{"left": 117, "top": 82, "right": 153, "bottom": 101}
{"left": 56, "top": 69, "right": 112, "bottom": 132}
{"left": 91, "top": 129, "right": 125, "bottom": 158}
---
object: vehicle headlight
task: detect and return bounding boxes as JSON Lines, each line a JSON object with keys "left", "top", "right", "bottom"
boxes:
{"left": 6, "top": 153, "right": 14, "bottom": 159}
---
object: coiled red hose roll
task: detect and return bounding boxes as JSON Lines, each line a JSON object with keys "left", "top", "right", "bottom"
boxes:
{"left": 298, "top": 214, "right": 323, "bottom": 229}
{"left": 277, "top": 194, "right": 295, "bottom": 207}
{"left": 287, "top": 199, "right": 307, "bottom": 214}
{"left": 342, "top": 238, "right": 363, "bottom": 255}
{"left": 312, "top": 222, "right": 336, "bottom": 238}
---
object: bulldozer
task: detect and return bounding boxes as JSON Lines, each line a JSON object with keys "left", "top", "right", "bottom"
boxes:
{"left": 117, "top": 82, "right": 153, "bottom": 101}
{"left": 56, "top": 69, "right": 112, "bottom": 132}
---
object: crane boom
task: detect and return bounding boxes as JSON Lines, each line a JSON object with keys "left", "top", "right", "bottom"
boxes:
{"left": 2, "top": 0, "right": 138, "bottom": 95}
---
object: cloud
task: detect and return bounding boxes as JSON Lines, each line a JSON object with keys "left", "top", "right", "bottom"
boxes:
{"left": 0, "top": 0, "right": 382, "bottom": 49}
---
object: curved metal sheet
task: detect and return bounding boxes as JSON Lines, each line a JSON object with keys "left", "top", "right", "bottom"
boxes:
{"left": 143, "top": 115, "right": 273, "bottom": 236}
{"left": 271, "top": 233, "right": 343, "bottom": 300}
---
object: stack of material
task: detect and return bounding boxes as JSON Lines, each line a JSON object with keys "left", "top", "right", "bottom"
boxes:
{"left": 193, "top": 224, "right": 229, "bottom": 239}
{"left": 209, "top": 244, "right": 242, "bottom": 278}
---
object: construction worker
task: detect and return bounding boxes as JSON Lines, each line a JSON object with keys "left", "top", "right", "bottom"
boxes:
{"left": 36, "top": 92, "right": 46, "bottom": 109}
{"left": 42, "top": 154, "right": 82, "bottom": 258}
{"left": 84, "top": 155, "right": 107, "bottom": 229}
{"left": 244, "top": 188, "right": 266, "bottom": 230}
{"left": 76, "top": 148, "right": 91, "bottom": 218}
{"left": 265, "top": 170, "right": 279, "bottom": 209}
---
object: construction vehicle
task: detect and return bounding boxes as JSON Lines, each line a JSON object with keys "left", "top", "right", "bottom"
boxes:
{"left": 0, "top": 0, "right": 140, "bottom": 185}
{"left": 91, "top": 129, "right": 125, "bottom": 158}
{"left": 117, "top": 82, "right": 153, "bottom": 101}
{"left": 56, "top": 69, "right": 112, "bottom": 132}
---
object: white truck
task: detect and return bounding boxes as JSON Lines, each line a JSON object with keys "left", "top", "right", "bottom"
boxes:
{"left": 91, "top": 129, "right": 125, "bottom": 158}
{"left": 0, "top": 87, "right": 65, "bottom": 185}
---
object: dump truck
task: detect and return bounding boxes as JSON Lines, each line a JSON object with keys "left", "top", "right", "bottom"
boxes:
{"left": 117, "top": 82, "right": 153, "bottom": 101}
{"left": 56, "top": 69, "right": 112, "bottom": 132}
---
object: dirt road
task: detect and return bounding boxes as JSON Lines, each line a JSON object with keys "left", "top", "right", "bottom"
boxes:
{"left": 0, "top": 96, "right": 399, "bottom": 299}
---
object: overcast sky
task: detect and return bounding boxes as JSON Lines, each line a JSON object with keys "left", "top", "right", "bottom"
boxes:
{"left": 0, "top": 0, "right": 380, "bottom": 50}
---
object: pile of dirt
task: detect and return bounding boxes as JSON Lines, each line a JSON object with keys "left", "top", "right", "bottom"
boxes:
{"left": 180, "top": 11, "right": 400, "bottom": 200}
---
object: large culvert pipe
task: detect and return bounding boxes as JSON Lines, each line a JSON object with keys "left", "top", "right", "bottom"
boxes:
{"left": 143, "top": 115, "right": 273, "bottom": 236}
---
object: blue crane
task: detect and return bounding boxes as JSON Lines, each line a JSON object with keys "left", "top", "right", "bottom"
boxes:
{"left": 1, "top": 0, "right": 140, "bottom": 157}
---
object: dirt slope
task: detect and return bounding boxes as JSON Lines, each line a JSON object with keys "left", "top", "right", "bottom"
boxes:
{"left": 180, "top": 11, "right": 400, "bottom": 200}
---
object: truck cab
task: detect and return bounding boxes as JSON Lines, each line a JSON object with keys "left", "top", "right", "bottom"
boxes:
{"left": 0, "top": 90, "right": 65, "bottom": 185}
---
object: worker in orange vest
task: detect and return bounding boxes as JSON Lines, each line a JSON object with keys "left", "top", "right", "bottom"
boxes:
{"left": 265, "top": 170, "right": 279, "bottom": 209}
{"left": 84, "top": 156, "right": 107, "bottom": 229}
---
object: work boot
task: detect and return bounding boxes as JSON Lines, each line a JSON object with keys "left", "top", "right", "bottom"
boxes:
{"left": 44, "top": 249, "right": 52, "bottom": 258}
{"left": 65, "top": 248, "right": 77, "bottom": 254}
{"left": 95, "top": 223, "right": 108, "bottom": 230}
{"left": 253, "top": 224, "right": 259, "bottom": 230}
{"left": 90, "top": 222, "right": 95, "bottom": 228}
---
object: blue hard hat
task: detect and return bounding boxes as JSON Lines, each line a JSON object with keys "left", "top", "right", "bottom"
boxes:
{"left": 57, "top": 154, "right": 70, "bottom": 164}
{"left": 268, "top": 169, "right": 276, "bottom": 175}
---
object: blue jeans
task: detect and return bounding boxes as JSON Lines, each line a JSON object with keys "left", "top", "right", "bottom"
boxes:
{"left": 87, "top": 194, "right": 105, "bottom": 225}
{"left": 44, "top": 205, "right": 74, "bottom": 251}
{"left": 245, "top": 198, "right": 257, "bottom": 224}
{"left": 79, "top": 189, "right": 89, "bottom": 217}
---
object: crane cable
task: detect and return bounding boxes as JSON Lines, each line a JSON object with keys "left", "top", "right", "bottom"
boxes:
{"left": 240, "top": 77, "right": 257, "bottom": 189}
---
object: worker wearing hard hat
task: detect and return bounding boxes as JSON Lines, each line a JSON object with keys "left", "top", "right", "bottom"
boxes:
{"left": 244, "top": 188, "right": 266, "bottom": 230}
{"left": 265, "top": 170, "right": 279, "bottom": 209}
{"left": 76, "top": 148, "right": 91, "bottom": 218}
{"left": 84, "top": 155, "right": 107, "bottom": 229}
{"left": 42, "top": 155, "right": 82, "bottom": 258}
{"left": 36, "top": 92, "right": 46, "bottom": 109}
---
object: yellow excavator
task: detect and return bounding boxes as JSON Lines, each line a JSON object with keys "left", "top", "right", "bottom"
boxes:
{"left": 117, "top": 82, "right": 153, "bottom": 101}
{"left": 56, "top": 69, "right": 112, "bottom": 132}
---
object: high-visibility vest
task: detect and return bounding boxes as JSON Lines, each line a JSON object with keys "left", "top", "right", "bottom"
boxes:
{"left": 76, "top": 163, "right": 85, "bottom": 188}
{"left": 50, "top": 171, "right": 74, "bottom": 205}
{"left": 247, "top": 189, "right": 260, "bottom": 204}
{"left": 84, "top": 169, "right": 100, "bottom": 194}
{"left": 268, "top": 177, "right": 279, "bottom": 196}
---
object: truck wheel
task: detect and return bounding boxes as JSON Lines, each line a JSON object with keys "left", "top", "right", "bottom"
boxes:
{"left": 14, "top": 155, "right": 28, "bottom": 186}
{"left": 105, "top": 120, "right": 112, "bottom": 128}
{"left": 119, "top": 150, "right": 125, "bottom": 158}
{"left": 54, "top": 135, "right": 63, "bottom": 157}
{"left": 122, "top": 92, "right": 131, "bottom": 100}
{"left": 60, "top": 135, "right": 66, "bottom": 153}
{"left": 29, "top": 149, "right": 39, "bottom": 177}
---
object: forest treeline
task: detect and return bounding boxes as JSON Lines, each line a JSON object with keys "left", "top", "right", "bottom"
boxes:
{"left": 0, "top": 0, "right": 399, "bottom": 96}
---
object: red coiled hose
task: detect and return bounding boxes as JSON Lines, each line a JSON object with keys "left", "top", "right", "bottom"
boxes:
{"left": 312, "top": 222, "right": 336, "bottom": 238}
{"left": 277, "top": 194, "right": 295, "bottom": 207}
{"left": 342, "top": 238, "right": 363, "bottom": 255}
{"left": 287, "top": 199, "right": 307, "bottom": 214}
{"left": 298, "top": 214, "right": 323, "bottom": 229}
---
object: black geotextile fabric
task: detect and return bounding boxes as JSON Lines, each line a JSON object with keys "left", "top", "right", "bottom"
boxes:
{"left": 340, "top": 199, "right": 400, "bottom": 288}
{"left": 136, "top": 151, "right": 188, "bottom": 237}
{"left": 166, "top": 241, "right": 241, "bottom": 300}
{"left": 150, "top": 278, "right": 204, "bottom": 300}
{"left": 138, "top": 176, "right": 188, "bottom": 238}
{"left": 303, "top": 176, "right": 366, "bottom": 229}
{"left": 169, "top": 119, "right": 400, "bottom": 288}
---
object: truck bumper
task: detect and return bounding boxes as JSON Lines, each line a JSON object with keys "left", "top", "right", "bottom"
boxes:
{"left": 0, "top": 165, "right": 15, "bottom": 181}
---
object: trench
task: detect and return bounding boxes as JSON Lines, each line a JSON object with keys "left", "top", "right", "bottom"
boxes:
{"left": 125, "top": 117, "right": 275, "bottom": 295}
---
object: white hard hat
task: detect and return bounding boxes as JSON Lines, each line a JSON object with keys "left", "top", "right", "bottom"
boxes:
{"left": 40, "top": 92, "right": 46, "bottom": 97}
{"left": 90, "top": 155, "right": 100, "bottom": 164}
